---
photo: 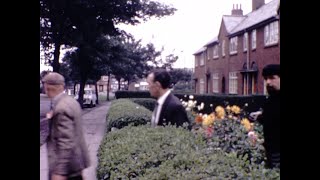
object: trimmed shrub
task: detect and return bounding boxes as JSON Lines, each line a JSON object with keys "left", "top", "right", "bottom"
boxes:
{"left": 106, "top": 99, "right": 152, "bottom": 132}
{"left": 129, "top": 98, "right": 156, "bottom": 112}
{"left": 129, "top": 98, "right": 195, "bottom": 124}
{"left": 97, "top": 125, "right": 280, "bottom": 180}
{"left": 115, "top": 91, "right": 151, "bottom": 99}
{"left": 115, "top": 91, "right": 266, "bottom": 114}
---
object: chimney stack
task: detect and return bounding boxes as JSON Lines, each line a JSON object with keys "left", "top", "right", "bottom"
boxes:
{"left": 231, "top": 3, "right": 243, "bottom": 16}
{"left": 252, "top": 0, "right": 265, "bottom": 11}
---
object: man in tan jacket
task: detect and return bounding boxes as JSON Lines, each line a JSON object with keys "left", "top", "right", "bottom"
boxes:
{"left": 42, "top": 72, "right": 90, "bottom": 180}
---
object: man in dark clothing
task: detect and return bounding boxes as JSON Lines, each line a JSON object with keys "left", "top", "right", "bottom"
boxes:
{"left": 146, "top": 69, "right": 190, "bottom": 128}
{"left": 250, "top": 64, "right": 280, "bottom": 169}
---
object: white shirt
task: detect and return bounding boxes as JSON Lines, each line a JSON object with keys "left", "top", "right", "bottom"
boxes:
{"left": 153, "top": 89, "right": 171, "bottom": 126}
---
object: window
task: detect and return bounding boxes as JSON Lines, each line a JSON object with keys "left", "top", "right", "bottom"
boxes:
{"left": 222, "top": 40, "right": 226, "bottom": 57}
{"left": 229, "top": 72, "right": 238, "bottom": 94}
{"left": 263, "top": 80, "right": 268, "bottom": 95}
{"left": 243, "top": 33, "right": 248, "bottom": 52}
{"left": 229, "top": 37, "right": 238, "bottom": 54}
{"left": 195, "top": 58, "right": 199, "bottom": 67}
{"left": 200, "top": 53, "right": 204, "bottom": 66}
{"left": 199, "top": 78, "right": 205, "bottom": 94}
{"left": 264, "top": 21, "right": 279, "bottom": 46}
{"left": 251, "top": 30, "right": 256, "bottom": 50}
{"left": 208, "top": 47, "right": 212, "bottom": 60}
{"left": 213, "top": 45, "right": 219, "bottom": 59}
{"left": 212, "top": 73, "right": 219, "bottom": 93}
{"left": 99, "top": 85, "right": 103, "bottom": 92}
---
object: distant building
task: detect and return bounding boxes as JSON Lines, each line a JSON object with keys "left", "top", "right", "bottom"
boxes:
{"left": 193, "top": 0, "right": 280, "bottom": 95}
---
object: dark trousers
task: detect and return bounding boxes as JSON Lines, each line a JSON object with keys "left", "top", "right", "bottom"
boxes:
{"left": 266, "top": 151, "right": 280, "bottom": 169}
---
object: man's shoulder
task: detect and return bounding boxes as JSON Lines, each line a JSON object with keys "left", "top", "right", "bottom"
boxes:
{"left": 56, "top": 95, "right": 81, "bottom": 110}
{"left": 166, "top": 94, "right": 183, "bottom": 107}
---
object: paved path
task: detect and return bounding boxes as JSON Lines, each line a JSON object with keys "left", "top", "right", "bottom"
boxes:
{"left": 40, "top": 101, "right": 111, "bottom": 180}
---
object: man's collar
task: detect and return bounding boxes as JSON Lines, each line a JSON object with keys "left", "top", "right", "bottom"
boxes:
{"left": 52, "top": 91, "right": 65, "bottom": 106}
{"left": 157, "top": 89, "right": 171, "bottom": 105}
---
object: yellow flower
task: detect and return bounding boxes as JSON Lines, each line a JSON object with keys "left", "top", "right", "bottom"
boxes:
{"left": 202, "top": 113, "right": 215, "bottom": 127}
{"left": 231, "top": 105, "right": 241, "bottom": 114}
{"left": 241, "top": 118, "right": 251, "bottom": 131}
{"left": 215, "top": 106, "right": 225, "bottom": 119}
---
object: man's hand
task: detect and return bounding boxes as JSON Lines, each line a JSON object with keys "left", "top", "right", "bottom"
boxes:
{"left": 249, "top": 111, "right": 262, "bottom": 121}
{"left": 51, "top": 174, "right": 67, "bottom": 180}
{"left": 46, "top": 110, "right": 53, "bottom": 119}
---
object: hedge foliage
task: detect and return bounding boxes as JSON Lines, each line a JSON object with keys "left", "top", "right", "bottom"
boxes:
{"left": 97, "top": 125, "right": 280, "bottom": 180}
{"left": 106, "top": 99, "right": 152, "bottom": 132}
{"left": 115, "top": 91, "right": 266, "bottom": 113}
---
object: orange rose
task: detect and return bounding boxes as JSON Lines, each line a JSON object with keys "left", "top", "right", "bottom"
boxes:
{"left": 195, "top": 115, "right": 203, "bottom": 124}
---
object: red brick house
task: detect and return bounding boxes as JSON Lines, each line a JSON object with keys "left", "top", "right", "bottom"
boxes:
{"left": 193, "top": 0, "right": 280, "bottom": 95}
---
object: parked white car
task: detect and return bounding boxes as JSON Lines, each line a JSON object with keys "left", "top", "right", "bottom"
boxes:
{"left": 74, "top": 88, "right": 97, "bottom": 107}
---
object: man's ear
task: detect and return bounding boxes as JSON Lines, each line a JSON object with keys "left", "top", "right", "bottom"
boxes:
{"left": 155, "top": 81, "right": 162, "bottom": 88}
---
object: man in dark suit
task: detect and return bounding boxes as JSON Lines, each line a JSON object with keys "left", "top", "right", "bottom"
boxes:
{"left": 250, "top": 64, "right": 280, "bottom": 169}
{"left": 146, "top": 69, "right": 190, "bottom": 128}
{"left": 42, "top": 72, "right": 90, "bottom": 180}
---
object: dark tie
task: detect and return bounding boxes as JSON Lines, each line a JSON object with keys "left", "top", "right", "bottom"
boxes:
{"left": 151, "top": 102, "right": 159, "bottom": 127}
{"left": 50, "top": 101, "right": 53, "bottom": 110}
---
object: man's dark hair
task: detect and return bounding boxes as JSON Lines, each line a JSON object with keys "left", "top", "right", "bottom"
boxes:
{"left": 262, "top": 64, "right": 280, "bottom": 77}
{"left": 150, "top": 69, "right": 171, "bottom": 89}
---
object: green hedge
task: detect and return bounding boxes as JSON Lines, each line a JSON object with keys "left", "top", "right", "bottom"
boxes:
{"left": 106, "top": 99, "right": 152, "bottom": 132}
{"left": 97, "top": 125, "right": 280, "bottom": 179}
{"left": 115, "top": 91, "right": 151, "bottom": 99}
{"left": 115, "top": 91, "right": 266, "bottom": 114}
{"left": 129, "top": 98, "right": 196, "bottom": 124}
{"left": 129, "top": 98, "right": 156, "bottom": 112}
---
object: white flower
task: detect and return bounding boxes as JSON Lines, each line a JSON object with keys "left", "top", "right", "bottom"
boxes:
{"left": 197, "top": 105, "right": 201, "bottom": 111}
{"left": 202, "top": 114, "right": 208, "bottom": 119}
{"left": 200, "top": 102, "right": 204, "bottom": 110}
{"left": 186, "top": 107, "right": 191, "bottom": 111}
{"left": 136, "top": 106, "right": 139, "bottom": 109}
{"left": 248, "top": 131, "right": 255, "bottom": 137}
{"left": 182, "top": 101, "right": 188, "bottom": 107}
{"left": 245, "top": 103, "right": 248, "bottom": 107}
{"left": 184, "top": 94, "right": 187, "bottom": 98}
{"left": 180, "top": 99, "right": 183, "bottom": 101}
{"left": 189, "top": 95, "right": 194, "bottom": 100}
{"left": 210, "top": 104, "right": 213, "bottom": 107}
{"left": 248, "top": 131, "right": 257, "bottom": 140}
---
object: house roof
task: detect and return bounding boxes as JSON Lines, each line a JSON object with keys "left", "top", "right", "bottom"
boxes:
{"left": 193, "top": 46, "right": 207, "bottom": 55}
{"left": 229, "top": 0, "right": 279, "bottom": 35}
{"left": 204, "top": 36, "right": 218, "bottom": 46}
{"left": 222, "top": 15, "right": 246, "bottom": 33}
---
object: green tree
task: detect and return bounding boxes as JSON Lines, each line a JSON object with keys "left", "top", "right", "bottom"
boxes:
{"left": 40, "top": 0, "right": 176, "bottom": 72}
{"left": 169, "top": 68, "right": 193, "bottom": 91}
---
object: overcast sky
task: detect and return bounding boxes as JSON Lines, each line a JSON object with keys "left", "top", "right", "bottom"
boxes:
{"left": 117, "top": 0, "right": 272, "bottom": 68}
{"left": 41, "top": 0, "right": 272, "bottom": 72}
